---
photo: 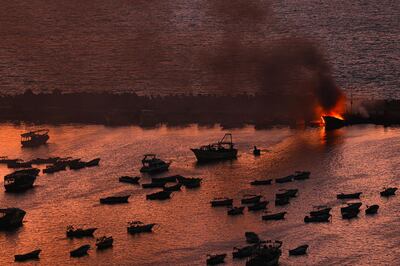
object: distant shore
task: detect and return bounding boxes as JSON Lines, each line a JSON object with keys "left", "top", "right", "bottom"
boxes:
{"left": 1, "top": 90, "right": 399, "bottom": 128}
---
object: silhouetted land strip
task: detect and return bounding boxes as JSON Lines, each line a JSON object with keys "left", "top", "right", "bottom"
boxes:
{"left": 0, "top": 90, "right": 399, "bottom": 127}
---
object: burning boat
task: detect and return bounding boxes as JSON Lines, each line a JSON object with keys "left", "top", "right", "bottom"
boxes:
{"left": 191, "top": 133, "right": 237, "bottom": 162}
{"left": 21, "top": 129, "right": 49, "bottom": 147}
{"left": 0, "top": 208, "right": 26, "bottom": 230}
{"left": 322, "top": 115, "right": 346, "bottom": 130}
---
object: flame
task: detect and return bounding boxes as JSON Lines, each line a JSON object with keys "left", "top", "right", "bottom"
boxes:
{"left": 315, "top": 94, "right": 346, "bottom": 124}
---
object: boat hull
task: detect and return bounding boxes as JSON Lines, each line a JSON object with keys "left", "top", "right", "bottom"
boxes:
{"left": 191, "top": 148, "right": 237, "bottom": 162}
{"left": 0, "top": 208, "right": 26, "bottom": 230}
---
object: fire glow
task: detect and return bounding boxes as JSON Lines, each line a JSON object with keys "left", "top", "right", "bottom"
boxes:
{"left": 316, "top": 95, "right": 346, "bottom": 125}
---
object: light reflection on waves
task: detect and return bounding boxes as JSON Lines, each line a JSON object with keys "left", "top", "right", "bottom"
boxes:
{"left": 0, "top": 124, "right": 399, "bottom": 265}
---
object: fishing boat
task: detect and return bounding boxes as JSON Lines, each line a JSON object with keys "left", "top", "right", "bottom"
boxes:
{"left": 380, "top": 187, "right": 397, "bottom": 197}
{"left": 14, "top": 249, "right": 41, "bottom": 261}
{"left": 140, "top": 154, "right": 170, "bottom": 173}
{"left": 127, "top": 221, "right": 155, "bottom": 234}
{"left": 365, "top": 205, "right": 379, "bottom": 215}
{"left": 206, "top": 253, "right": 227, "bottom": 265}
{"left": 245, "top": 232, "right": 261, "bottom": 244}
{"left": 322, "top": 115, "right": 346, "bottom": 130}
{"left": 191, "top": 133, "right": 238, "bottom": 162}
{"left": 0, "top": 208, "right": 26, "bottom": 230}
{"left": 146, "top": 190, "right": 172, "bottom": 200}
{"left": 275, "top": 175, "right": 293, "bottom": 184}
{"left": 241, "top": 195, "right": 262, "bottom": 204}
{"left": 262, "top": 212, "right": 286, "bottom": 221}
{"left": 248, "top": 201, "right": 269, "bottom": 211}
{"left": 100, "top": 195, "right": 130, "bottom": 204}
{"left": 250, "top": 179, "right": 272, "bottom": 186}
{"left": 210, "top": 198, "right": 233, "bottom": 207}
{"left": 85, "top": 158, "right": 100, "bottom": 167}
{"left": 119, "top": 176, "right": 140, "bottom": 184}
{"left": 293, "top": 171, "right": 311, "bottom": 180}
{"left": 304, "top": 214, "right": 331, "bottom": 223}
{"left": 96, "top": 236, "right": 113, "bottom": 250}
{"left": 289, "top": 245, "right": 309, "bottom": 256}
{"left": 21, "top": 129, "right": 49, "bottom": 147}
{"left": 163, "top": 183, "right": 182, "bottom": 192}
{"left": 336, "top": 192, "right": 362, "bottom": 199}
{"left": 66, "top": 226, "right": 97, "bottom": 238}
{"left": 227, "top": 206, "right": 244, "bottom": 215}
{"left": 70, "top": 245, "right": 90, "bottom": 257}
{"left": 246, "top": 241, "right": 282, "bottom": 266}
{"left": 4, "top": 171, "right": 37, "bottom": 192}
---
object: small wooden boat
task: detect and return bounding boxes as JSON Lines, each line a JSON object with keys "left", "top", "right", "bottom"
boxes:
{"left": 232, "top": 245, "right": 256, "bottom": 259}
{"left": 275, "top": 197, "right": 290, "bottom": 206}
{"left": 96, "top": 236, "right": 113, "bottom": 250}
{"left": 365, "top": 204, "right": 379, "bottom": 215}
{"left": 152, "top": 175, "right": 177, "bottom": 183}
{"left": 85, "top": 158, "right": 100, "bottom": 167}
{"left": 180, "top": 177, "right": 202, "bottom": 188}
{"left": 142, "top": 182, "right": 166, "bottom": 189}
{"left": 206, "top": 253, "right": 227, "bottom": 265}
{"left": 227, "top": 206, "right": 244, "bottom": 216}
{"left": 14, "top": 249, "right": 41, "bottom": 261}
{"left": 304, "top": 214, "right": 331, "bottom": 223}
{"left": 146, "top": 190, "right": 172, "bottom": 200}
{"left": 100, "top": 195, "right": 130, "bottom": 204}
{"left": 275, "top": 175, "right": 293, "bottom": 183}
{"left": 253, "top": 146, "right": 261, "bottom": 156}
{"left": 7, "top": 161, "right": 32, "bottom": 168}
{"left": 119, "top": 176, "right": 140, "bottom": 184}
{"left": 210, "top": 198, "right": 233, "bottom": 207}
{"left": 191, "top": 133, "right": 238, "bottom": 162}
{"left": 340, "top": 202, "right": 362, "bottom": 214}
{"left": 21, "top": 129, "right": 49, "bottom": 147}
{"left": 127, "top": 221, "right": 156, "bottom": 234}
{"left": 245, "top": 232, "right": 261, "bottom": 244}
{"left": 43, "top": 163, "right": 67, "bottom": 174}
{"left": 246, "top": 241, "right": 282, "bottom": 266}
{"left": 241, "top": 195, "right": 262, "bottom": 204}
{"left": 69, "top": 160, "right": 86, "bottom": 170}
{"left": 310, "top": 207, "right": 331, "bottom": 217}
{"left": 140, "top": 154, "right": 170, "bottom": 173}
{"left": 66, "top": 226, "right": 97, "bottom": 238}
{"left": 276, "top": 189, "right": 298, "bottom": 198}
{"left": 163, "top": 183, "right": 182, "bottom": 192}
{"left": 70, "top": 245, "right": 90, "bottom": 257}
{"left": 0, "top": 208, "right": 26, "bottom": 230}
{"left": 262, "top": 212, "right": 286, "bottom": 221}
{"left": 380, "top": 187, "right": 398, "bottom": 197}
{"left": 336, "top": 192, "right": 362, "bottom": 199}
{"left": 250, "top": 179, "right": 272, "bottom": 186}
{"left": 293, "top": 171, "right": 310, "bottom": 180}
{"left": 248, "top": 201, "right": 269, "bottom": 211}
{"left": 342, "top": 210, "right": 359, "bottom": 219}
{"left": 4, "top": 173, "right": 37, "bottom": 192}
{"left": 289, "top": 245, "right": 308, "bottom": 256}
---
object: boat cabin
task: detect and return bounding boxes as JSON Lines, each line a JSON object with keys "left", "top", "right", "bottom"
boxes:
{"left": 21, "top": 129, "right": 49, "bottom": 147}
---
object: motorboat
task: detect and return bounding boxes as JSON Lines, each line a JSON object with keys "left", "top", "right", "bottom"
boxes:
{"left": 21, "top": 129, "right": 49, "bottom": 147}
{"left": 191, "top": 133, "right": 238, "bottom": 162}
{"left": 140, "top": 154, "right": 170, "bottom": 174}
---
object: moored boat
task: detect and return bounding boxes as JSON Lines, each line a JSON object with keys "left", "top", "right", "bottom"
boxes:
{"left": 211, "top": 198, "right": 233, "bottom": 207}
{"left": 142, "top": 182, "right": 166, "bottom": 189}
{"left": 70, "top": 245, "right": 90, "bottom": 257}
{"left": 96, "top": 236, "right": 113, "bottom": 250}
{"left": 248, "top": 201, "right": 269, "bottom": 211}
{"left": 241, "top": 195, "right": 262, "bottom": 204}
{"left": 275, "top": 175, "right": 293, "bottom": 184}
{"left": 146, "top": 190, "right": 172, "bottom": 200}
{"left": 163, "top": 183, "right": 182, "bottom": 192}
{"left": 119, "top": 176, "right": 140, "bottom": 184}
{"left": 233, "top": 245, "right": 257, "bottom": 259}
{"left": 293, "top": 171, "right": 311, "bottom": 180}
{"left": 289, "top": 245, "right": 308, "bottom": 256}
{"left": 275, "top": 197, "right": 290, "bottom": 206}
{"left": 152, "top": 175, "right": 177, "bottom": 183}
{"left": 85, "top": 158, "right": 100, "bottom": 167}
{"left": 100, "top": 195, "right": 130, "bottom": 204}
{"left": 140, "top": 154, "right": 170, "bottom": 174}
{"left": 276, "top": 189, "right": 298, "bottom": 199}
{"left": 304, "top": 214, "right": 331, "bottom": 223}
{"left": 7, "top": 161, "right": 32, "bottom": 168}
{"left": 262, "top": 212, "right": 286, "bottom": 221}
{"left": 43, "top": 163, "right": 66, "bottom": 174}
{"left": 365, "top": 204, "right": 379, "bottom": 215}
{"left": 0, "top": 208, "right": 26, "bottom": 230}
{"left": 342, "top": 210, "right": 359, "bottom": 219}
{"left": 69, "top": 160, "right": 86, "bottom": 170}
{"left": 309, "top": 207, "right": 331, "bottom": 217}
{"left": 191, "top": 133, "right": 238, "bottom": 162}
{"left": 14, "top": 249, "right": 41, "bottom": 261}
{"left": 127, "top": 221, "right": 156, "bottom": 234}
{"left": 380, "top": 187, "right": 397, "bottom": 197}
{"left": 207, "top": 253, "right": 227, "bottom": 265}
{"left": 21, "top": 129, "right": 49, "bottom": 147}
{"left": 340, "top": 202, "right": 362, "bottom": 214}
{"left": 180, "top": 177, "right": 202, "bottom": 188}
{"left": 250, "top": 179, "right": 272, "bottom": 186}
{"left": 337, "top": 192, "right": 362, "bottom": 199}
{"left": 253, "top": 146, "right": 261, "bottom": 156}
{"left": 245, "top": 232, "right": 261, "bottom": 244}
{"left": 4, "top": 172, "right": 37, "bottom": 193}
{"left": 66, "top": 226, "right": 97, "bottom": 238}
{"left": 246, "top": 241, "right": 282, "bottom": 266}
{"left": 227, "top": 206, "right": 244, "bottom": 216}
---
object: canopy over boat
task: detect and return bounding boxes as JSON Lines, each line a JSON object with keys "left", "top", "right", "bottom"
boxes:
{"left": 21, "top": 129, "right": 49, "bottom": 138}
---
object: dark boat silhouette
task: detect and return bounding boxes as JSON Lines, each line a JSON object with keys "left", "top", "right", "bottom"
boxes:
{"left": 127, "top": 221, "right": 155, "bottom": 234}
{"left": 241, "top": 195, "right": 262, "bottom": 204}
{"left": 206, "top": 253, "right": 226, "bottom": 265}
{"left": 248, "top": 201, "right": 269, "bottom": 211}
{"left": 227, "top": 206, "right": 244, "bottom": 216}
{"left": 0, "top": 208, "right": 26, "bottom": 230}
{"left": 275, "top": 197, "right": 290, "bottom": 206}
{"left": 293, "top": 171, "right": 311, "bottom": 180}
{"left": 4, "top": 169, "right": 39, "bottom": 192}
{"left": 340, "top": 202, "right": 362, "bottom": 214}
{"left": 151, "top": 175, "right": 177, "bottom": 183}
{"left": 140, "top": 154, "right": 170, "bottom": 173}
{"left": 70, "top": 245, "right": 90, "bottom": 257}
{"left": 14, "top": 249, "right": 41, "bottom": 261}
{"left": 246, "top": 241, "right": 282, "bottom": 266}
{"left": 43, "top": 163, "right": 67, "bottom": 174}
{"left": 276, "top": 189, "right": 298, "bottom": 199}
{"left": 253, "top": 146, "right": 261, "bottom": 156}
{"left": 96, "top": 236, "right": 113, "bottom": 250}
{"left": 262, "top": 212, "right": 286, "bottom": 221}
{"left": 100, "top": 195, "right": 130, "bottom": 204}
{"left": 275, "top": 175, "right": 293, "bottom": 184}
{"left": 245, "top": 232, "right": 261, "bottom": 244}
{"left": 380, "top": 187, "right": 397, "bottom": 197}
{"left": 66, "top": 226, "right": 97, "bottom": 238}
{"left": 163, "top": 183, "right": 182, "bottom": 192}
{"left": 21, "top": 129, "right": 49, "bottom": 147}
{"left": 365, "top": 204, "right": 379, "bottom": 215}
{"left": 210, "top": 198, "right": 233, "bottom": 207}
{"left": 250, "top": 179, "right": 272, "bottom": 186}
{"left": 119, "top": 176, "right": 140, "bottom": 184}
{"left": 304, "top": 213, "right": 331, "bottom": 223}
{"left": 337, "top": 192, "right": 362, "bottom": 199}
{"left": 85, "top": 158, "right": 100, "bottom": 167}
{"left": 322, "top": 115, "right": 346, "bottom": 130}
{"left": 191, "top": 133, "right": 237, "bottom": 162}
{"left": 309, "top": 207, "right": 331, "bottom": 217}
{"left": 289, "top": 245, "right": 308, "bottom": 256}
{"left": 142, "top": 182, "right": 166, "bottom": 189}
